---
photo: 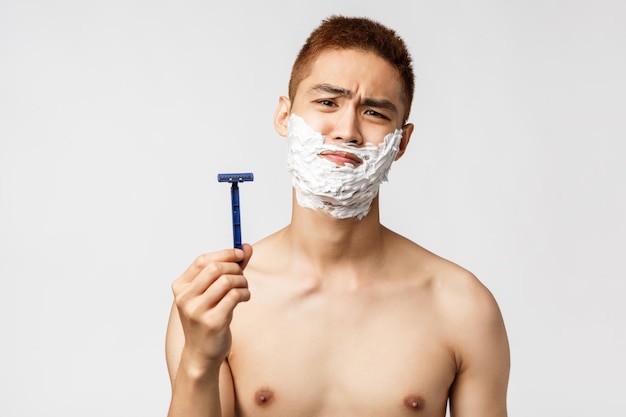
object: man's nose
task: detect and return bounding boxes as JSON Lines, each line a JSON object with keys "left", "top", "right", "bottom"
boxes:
{"left": 327, "top": 109, "right": 363, "bottom": 146}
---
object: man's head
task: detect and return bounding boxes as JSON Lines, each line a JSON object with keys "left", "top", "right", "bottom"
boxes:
{"left": 275, "top": 16, "right": 416, "bottom": 221}
{"left": 288, "top": 15, "right": 415, "bottom": 123}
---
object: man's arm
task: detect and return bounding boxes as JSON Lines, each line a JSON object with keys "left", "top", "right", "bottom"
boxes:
{"left": 166, "top": 304, "right": 235, "bottom": 417}
{"left": 448, "top": 277, "right": 510, "bottom": 417}
{"left": 165, "top": 246, "right": 253, "bottom": 417}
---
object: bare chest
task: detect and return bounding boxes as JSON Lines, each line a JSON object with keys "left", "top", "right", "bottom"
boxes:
{"left": 228, "top": 287, "right": 456, "bottom": 417}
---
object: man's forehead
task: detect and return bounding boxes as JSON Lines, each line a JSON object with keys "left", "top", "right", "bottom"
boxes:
{"left": 302, "top": 50, "right": 403, "bottom": 94}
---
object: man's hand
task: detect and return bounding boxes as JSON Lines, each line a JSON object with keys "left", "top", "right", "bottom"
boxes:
{"left": 171, "top": 244, "right": 253, "bottom": 373}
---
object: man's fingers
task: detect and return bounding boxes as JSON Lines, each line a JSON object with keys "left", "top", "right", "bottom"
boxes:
{"left": 208, "top": 286, "right": 251, "bottom": 321}
{"left": 202, "top": 274, "right": 249, "bottom": 308}
{"left": 172, "top": 260, "right": 241, "bottom": 303}
{"left": 171, "top": 247, "right": 252, "bottom": 331}
{"left": 174, "top": 267, "right": 249, "bottom": 309}
{"left": 177, "top": 275, "right": 250, "bottom": 325}
{"left": 175, "top": 248, "right": 245, "bottom": 285}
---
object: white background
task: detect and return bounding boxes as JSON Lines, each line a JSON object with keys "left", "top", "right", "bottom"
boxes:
{"left": 1, "top": 1, "right": 624, "bottom": 416}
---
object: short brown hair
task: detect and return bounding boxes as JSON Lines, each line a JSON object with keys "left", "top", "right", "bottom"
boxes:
{"left": 289, "top": 15, "right": 415, "bottom": 122}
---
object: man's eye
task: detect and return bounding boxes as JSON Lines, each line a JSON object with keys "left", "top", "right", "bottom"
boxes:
{"left": 318, "top": 100, "right": 336, "bottom": 107}
{"left": 365, "top": 109, "right": 388, "bottom": 119}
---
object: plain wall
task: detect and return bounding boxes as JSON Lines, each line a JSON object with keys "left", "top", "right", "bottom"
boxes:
{"left": 1, "top": 1, "right": 624, "bottom": 416}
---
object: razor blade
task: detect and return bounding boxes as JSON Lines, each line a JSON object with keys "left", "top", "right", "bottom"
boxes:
{"left": 217, "top": 173, "right": 254, "bottom": 183}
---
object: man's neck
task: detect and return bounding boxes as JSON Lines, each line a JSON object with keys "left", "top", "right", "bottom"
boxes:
{"left": 281, "top": 193, "right": 389, "bottom": 283}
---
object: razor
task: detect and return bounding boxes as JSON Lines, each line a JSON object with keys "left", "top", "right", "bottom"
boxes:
{"left": 217, "top": 173, "right": 254, "bottom": 249}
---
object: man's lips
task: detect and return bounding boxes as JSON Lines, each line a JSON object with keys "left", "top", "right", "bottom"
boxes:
{"left": 319, "top": 150, "right": 363, "bottom": 166}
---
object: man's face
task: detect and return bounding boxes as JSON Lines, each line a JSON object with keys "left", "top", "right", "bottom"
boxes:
{"left": 275, "top": 48, "right": 414, "bottom": 219}
{"left": 284, "top": 49, "right": 410, "bottom": 165}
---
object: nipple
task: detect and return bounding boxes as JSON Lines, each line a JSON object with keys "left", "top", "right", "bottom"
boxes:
{"left": 403, "top": 394, "right": 425, "bottom": 411}
{"left": 254, "top": 388, "right": 275, "bottom": 406}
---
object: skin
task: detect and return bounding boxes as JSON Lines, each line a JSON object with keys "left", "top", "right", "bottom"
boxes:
{"left": 166, "top": 49, "right": 510, "bottom": 417}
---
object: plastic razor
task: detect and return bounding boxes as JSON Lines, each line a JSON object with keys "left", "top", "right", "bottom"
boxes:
{"left": 217, "top": 173, "right": 254, "bottom": 249}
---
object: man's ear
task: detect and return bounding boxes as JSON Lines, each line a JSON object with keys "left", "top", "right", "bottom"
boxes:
{"left": 395, "top": 123, "right": 414, "bottom": 160}
{"left": 274, "top": 96, "right": 291, "bottom": 137}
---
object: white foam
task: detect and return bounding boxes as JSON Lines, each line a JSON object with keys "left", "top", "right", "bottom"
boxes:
{"left": 286, "top": 114, "right": 401, "bottom": 220}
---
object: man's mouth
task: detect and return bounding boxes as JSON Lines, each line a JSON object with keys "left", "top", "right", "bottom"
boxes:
{"left": 319, "top": 151, "right": 363, "bottom": 167}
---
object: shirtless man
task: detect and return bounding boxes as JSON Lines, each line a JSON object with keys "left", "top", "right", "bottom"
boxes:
{"left": 166, "top": 16, "right": 510, "bottom": 417}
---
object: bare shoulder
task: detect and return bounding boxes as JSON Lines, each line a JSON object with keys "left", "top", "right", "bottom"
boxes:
{"left": 391, "top": 230, "right": 502, "bottom": 317}
{"left": 389, "top": 229, "right": 508, "bottom": 358}
{"left": 430, "top": 254, "right": 504, "bottom": 330}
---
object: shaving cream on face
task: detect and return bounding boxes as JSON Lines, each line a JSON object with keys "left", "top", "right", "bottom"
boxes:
{"left": 286, "top": 114, "right": 402, "bottom": 220}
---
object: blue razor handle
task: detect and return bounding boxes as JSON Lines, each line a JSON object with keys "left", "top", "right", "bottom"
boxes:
{"left": 217, "top": 173, "right": 254, "bottom": 249}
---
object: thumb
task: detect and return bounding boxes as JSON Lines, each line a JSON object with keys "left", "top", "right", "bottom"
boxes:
{"left": 239, "top": 243, "right": 254, "bottom": 270}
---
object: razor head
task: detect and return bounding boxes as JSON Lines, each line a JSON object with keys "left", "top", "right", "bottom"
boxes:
{"left": 217, "top": 173, "right": 254, "bottom": 183}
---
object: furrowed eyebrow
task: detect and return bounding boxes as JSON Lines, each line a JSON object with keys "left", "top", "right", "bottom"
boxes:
{"left": 309, "top": 83, "right": 353, "bottom": 97}
{"left": 363, "top": 98, "right": 398, "bottom": 115}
